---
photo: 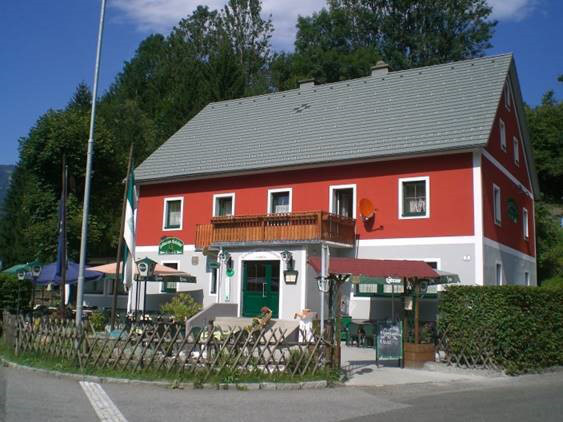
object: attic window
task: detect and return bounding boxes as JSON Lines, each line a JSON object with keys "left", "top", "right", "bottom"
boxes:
{"left": 499, "top": 119, "right": 507, "bottom": 152}
{"left": 504, "top": 81, "right": 511, "bottom": 109}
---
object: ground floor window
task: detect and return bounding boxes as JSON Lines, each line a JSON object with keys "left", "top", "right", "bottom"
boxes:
{"left": 161, "top": 262, "right": 178, "bottom": 293}
{"left": 524, "top": 271, "right": 530, "bottom": 286}
{"left": 496, "top": 262, "right": 503, "bottom": 285}
{"left": 84, "top": 279, "right": 105, "bottom": 294}
{"left": 108, "top": 279, "right": 127, "bottom": 295}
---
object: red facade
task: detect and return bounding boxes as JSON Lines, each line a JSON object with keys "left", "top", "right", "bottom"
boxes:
{"left": 482, "top": 83, "right": 535, "bottom": 257}
{"left": 137, "top": 153, "right": 475, "bottom": 246}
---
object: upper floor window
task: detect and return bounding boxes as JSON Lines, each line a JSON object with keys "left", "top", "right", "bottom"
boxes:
{"left": 513, "top": 137, "right": 520, "bottom": 166}
{"left": 504, "top": 81, "right": 511, "bottom": 109}
{"left": 330, "top": 185, "right": 356, "bottom": 218}
{"left": 213, "top": 193, "right": 234, "bottom": 217}
{"left": 268, "top": 188, "right": 292, "bottom": 214}
{"left": 161, "top": 262, "right": 178, "bottom": 293}
{"left": 163, "top": 197, "right": 183, "bottom": 230}
{"left": 399, "top": 176, "right": 429, "bottom": 219}
{"left": 522, "top": 207, "right": 529, "bottom": 240}
{"left": 499, "top": 119, "right": 507, "bottom": 152}
{"left": 493, "top": 184, "right": 501, "bottom": 226}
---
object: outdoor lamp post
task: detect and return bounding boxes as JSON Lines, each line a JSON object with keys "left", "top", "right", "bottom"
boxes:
{"left": 16, "top": 271, "right": 25, "bottom": 315}
{"left": 135, "top": 257, "right": 156, "bottom": 320}
{"left": 31, "top": 265, "right": 41, "bottom": 309}
{"left": 316, "top": 275, "right": 330, "bottom": 293}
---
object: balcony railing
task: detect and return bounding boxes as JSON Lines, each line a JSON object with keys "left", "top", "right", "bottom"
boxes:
{"left": 195, "top": 211, "right": 356, "bottom": 249}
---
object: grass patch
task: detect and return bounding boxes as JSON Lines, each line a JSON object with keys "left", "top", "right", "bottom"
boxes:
{"left": 0, "top": 341, "right": 339, "bottom": 385}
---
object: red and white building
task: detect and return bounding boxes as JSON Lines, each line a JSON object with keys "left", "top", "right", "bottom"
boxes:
{"left": 124, "top": 54, "right": 538, "bottom": 321}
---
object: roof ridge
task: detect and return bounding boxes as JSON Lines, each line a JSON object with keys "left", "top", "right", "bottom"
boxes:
{"left": 205, "top": 53, "right": 514, "bottom": 108}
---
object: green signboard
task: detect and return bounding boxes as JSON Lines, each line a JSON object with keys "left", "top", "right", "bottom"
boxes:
{"left": 507, "top": 198, "right": 519, "bottom": 223}
{"left": 159, "top": 237, "right": 184, "bottom": 255}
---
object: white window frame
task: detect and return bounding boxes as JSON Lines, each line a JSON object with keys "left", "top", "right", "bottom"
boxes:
{"left": 160, "top": 260, "right": 180, "bottom": 293}
{"left": 493, "top": 184, "right": 501, "bottom": 226}
{"left": 162, "top": 197, "right": 184, "bottom": 231}
{"left": 329, "top": 184, "right": 357, "bottom": 219}
{"left": 212, "top": 193, "right": 235, "bottom": 217}
{"left": 504, "top": 81, "right": 511, "bottom": 109}
{"left": 522, "top": 207, "right": 529, "bottom": 240}
{"left": 267, "top": 188, "right": 292, "bottom": 214}
{"left": 496, "top": 261, "right": 503, "bottom": 286}
{"left": 499, "top": 119, "right": 507, "bottom": 152}
{"left": 398, "top": 176, "right": 430, "bottom": 219}
{"left": 209, "top": 266, "right": 218, "bottom": 296}
{"left": 513, "top": 137, "right": 520, "bottom": 166}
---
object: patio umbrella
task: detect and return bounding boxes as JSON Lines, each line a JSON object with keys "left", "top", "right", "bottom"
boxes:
{"left": 88, "top": 261, "right": 194, "bottom": 279}
{"left": 1, "top": 260, "right": 42, "bottom": 278}
{"left": 35, "top": 261, "right": 103, "bottom": 285}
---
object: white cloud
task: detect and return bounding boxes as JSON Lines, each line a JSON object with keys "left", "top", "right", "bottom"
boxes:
{"left": 110, "top": 0, "right": 325, "bottom": 49}
{"left": 110, "top": 1, "right": 538, "bottom": 50}
{"left": 488, "top": 0, "right": 538, "bottom": 21}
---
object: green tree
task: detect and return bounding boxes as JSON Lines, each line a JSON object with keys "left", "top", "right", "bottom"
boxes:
{"left": 525, "top": 88, "right": 563, "bottom": 202}
{"left": 278, "top": 0, "right": 496, "bottom": 88}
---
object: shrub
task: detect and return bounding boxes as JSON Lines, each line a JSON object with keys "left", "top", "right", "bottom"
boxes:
{"left": 438, "top": 286, "right": 563, "bottom": 374}
{"left": 89, "top": 310, "right": 108, "bottom": 332}
{"left": 160, "top": 293, "right": 202, "bottom": 321}
{"left": 0, "top": 273, "right": 32, "bottom": 314}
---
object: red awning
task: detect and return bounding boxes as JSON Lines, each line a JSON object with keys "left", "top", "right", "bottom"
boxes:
{"left": 308, "top": 256, "right": 439, "bottom": 279}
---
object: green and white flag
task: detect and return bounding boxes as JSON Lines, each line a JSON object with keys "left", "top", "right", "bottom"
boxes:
{"left": 123, "top": 167, "right": 136, "bottom": 291}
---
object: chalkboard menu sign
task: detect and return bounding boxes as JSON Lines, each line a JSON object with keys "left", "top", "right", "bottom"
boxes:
{"left": 376, "top": 321, "right": 403, "bottom": 362}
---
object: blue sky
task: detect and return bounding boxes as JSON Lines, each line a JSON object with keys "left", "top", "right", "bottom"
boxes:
{"left": 1, "top": 0, "right": 562, "bottom": 165}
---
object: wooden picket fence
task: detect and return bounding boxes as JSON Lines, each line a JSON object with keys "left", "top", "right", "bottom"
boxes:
{"left": 436, "top": 323, "right": 500, "bottom": 370}
{"left": 1, "top": 312, "right": 334, "bottom": 380}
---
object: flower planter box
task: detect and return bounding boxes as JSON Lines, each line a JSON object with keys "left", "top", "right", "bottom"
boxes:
{"left": 404, "top": 343, "right": 435, "bottom": 368}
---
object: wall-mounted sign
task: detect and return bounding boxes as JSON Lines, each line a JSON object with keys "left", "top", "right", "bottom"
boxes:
{"left": 507, "top": 198, "right": 519, "bottom": 223}
{"left": 159, "top": 237, "right": 184, "bottom": 255}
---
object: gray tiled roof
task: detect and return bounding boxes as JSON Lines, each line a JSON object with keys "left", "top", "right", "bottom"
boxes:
{"left": 136, "top": 54, "right": 517, "bottom": 184}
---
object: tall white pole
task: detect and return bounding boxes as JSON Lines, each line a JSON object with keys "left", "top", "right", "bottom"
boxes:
{"left": 76, "top": 0, "right": 107, "bottom": 327}
{"left": 320, "top": 244, "right": 327, "bottom": 335}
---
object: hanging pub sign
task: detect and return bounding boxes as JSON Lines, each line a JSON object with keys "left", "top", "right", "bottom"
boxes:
{"left": 507, "top": 198, "right": 519, "bottom": 223}
{"left": 159, "top": 237, "right": 184, "bottom": 255}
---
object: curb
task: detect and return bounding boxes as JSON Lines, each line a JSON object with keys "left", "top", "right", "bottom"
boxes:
{"left": 1, "top": 358, "right": 329, "bottom": 391}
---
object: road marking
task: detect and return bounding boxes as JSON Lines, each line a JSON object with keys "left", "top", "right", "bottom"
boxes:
{"left": 80, "top": 381, "right": 128, "bottom": 422}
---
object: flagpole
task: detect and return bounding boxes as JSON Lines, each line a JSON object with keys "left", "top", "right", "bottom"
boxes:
{"left": 60, "top": 155, "right": 68, "bottom": 319}
{"left": 111, "top": 144, "right": 134, "bottom": 330}
{"left": 76, "top": 0, "right": 107, "bottom": 327}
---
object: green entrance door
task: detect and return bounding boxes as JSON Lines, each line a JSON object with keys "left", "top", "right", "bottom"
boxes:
{"left": 242, "top": 261, "right": 280, "bottom": 318}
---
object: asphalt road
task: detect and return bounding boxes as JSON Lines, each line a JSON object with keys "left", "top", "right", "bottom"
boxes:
{"left": 1, "top": 366, "right": 562, "bottom": 422}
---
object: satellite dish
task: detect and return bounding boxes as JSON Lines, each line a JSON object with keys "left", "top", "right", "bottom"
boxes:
{"left": 359, "top": 198, "right": 375, "bottom": 221}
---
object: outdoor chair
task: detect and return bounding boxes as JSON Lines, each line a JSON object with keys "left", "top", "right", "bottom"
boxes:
{"left": 348, "top": 323, "right": 362, "bottom": 346}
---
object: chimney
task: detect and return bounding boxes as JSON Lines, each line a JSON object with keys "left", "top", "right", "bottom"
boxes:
{"left": 371, "top": 60, "right": 391, "bottom": 77}
{"left": 298, "top": 78, "right": 315, "bottom": 90}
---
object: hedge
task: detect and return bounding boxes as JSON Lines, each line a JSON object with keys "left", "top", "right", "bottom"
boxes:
{"left": 438, "top": 285, "right": 563, "bottom": 374}
{"left": 0, "top": 273, "right": 32, "bottom": 314}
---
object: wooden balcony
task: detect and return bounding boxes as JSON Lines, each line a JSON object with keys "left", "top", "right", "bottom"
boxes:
{"left": 195, "top": 211, "right": 356, "bottom": 250}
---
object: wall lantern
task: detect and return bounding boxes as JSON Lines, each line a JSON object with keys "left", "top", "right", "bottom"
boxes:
{"left": 135, "top": 257, "right": 157, "bottom": 280}
{"left": 32, "top": 265, "right": 42, "bottom": 278}
{"left": 16, "top": 271, "right": 25, "bottom": 281}
{"left": 283, "top": 260, "right": 299, "bottom": 284}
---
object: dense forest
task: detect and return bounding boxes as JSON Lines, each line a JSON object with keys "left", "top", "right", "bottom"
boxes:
{"left": 0, "top": 0, "right": 560, "bottom": 283}
{"left": 0, "top": 165, "right": 15, "bottom": 208}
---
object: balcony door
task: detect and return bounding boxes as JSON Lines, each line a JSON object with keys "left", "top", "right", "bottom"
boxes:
{"left": 242, "top": 261, "right": 280, "bottom": 318}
